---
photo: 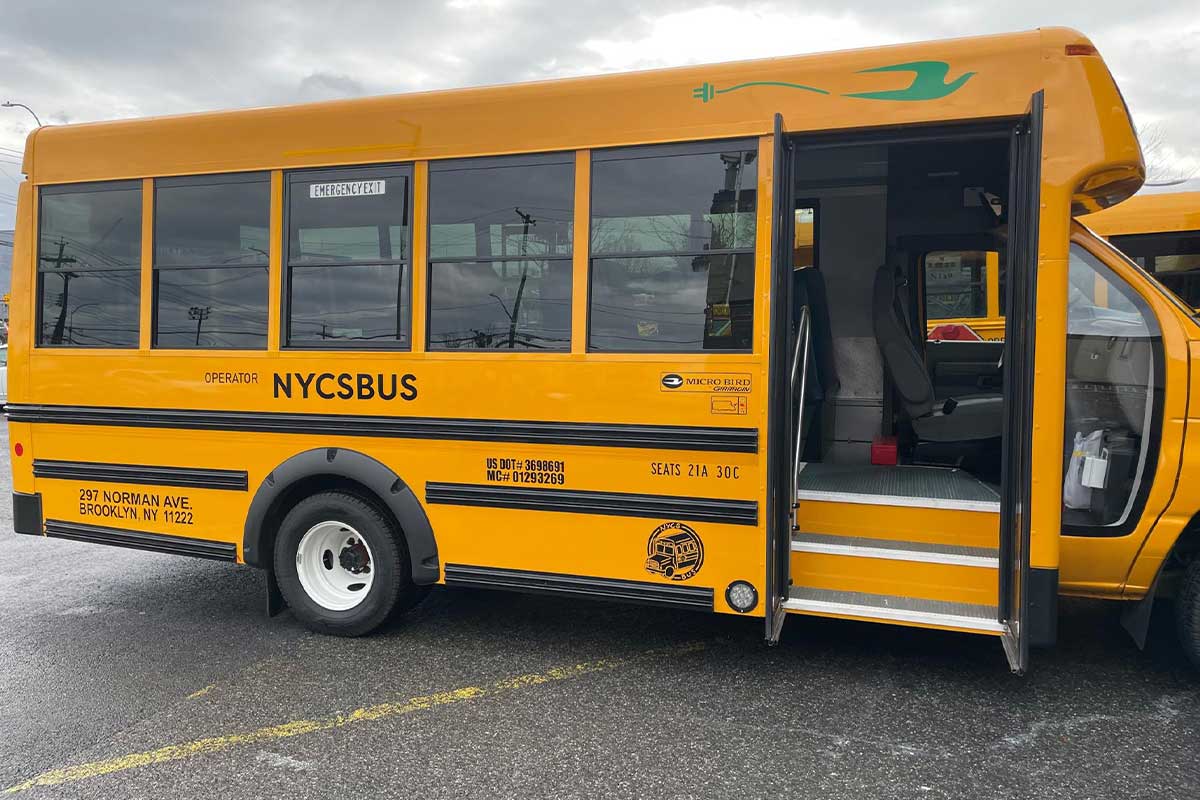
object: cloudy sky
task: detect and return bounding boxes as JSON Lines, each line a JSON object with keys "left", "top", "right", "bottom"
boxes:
{"left": 0, "top": 0, "right": 1197, "bottom": 229}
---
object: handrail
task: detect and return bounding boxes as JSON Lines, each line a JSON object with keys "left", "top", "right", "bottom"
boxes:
{"left": 789, "top": 306, "right": 813, "bottom": 523}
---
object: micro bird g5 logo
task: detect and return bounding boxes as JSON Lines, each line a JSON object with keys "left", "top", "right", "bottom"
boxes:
{"left": 692, "top": 60, "right": 975, "bottom": 104}
{"left": 661, "top": 373, "right": 684, "bottom": 389}
{"left": 645, "top": 522, "right": 705, "bottom": 581}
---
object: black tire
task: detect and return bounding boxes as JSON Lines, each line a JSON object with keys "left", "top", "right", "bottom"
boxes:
{"left": 274, "top": 491, "right": 411, "bottom": 637}
{"left": 1175, "top": 558, "right": 1200, "bottom": 669}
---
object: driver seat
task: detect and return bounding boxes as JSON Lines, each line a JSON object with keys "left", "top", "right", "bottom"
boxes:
{"left": 872, "top": 265, "right": 1003, "bottom": 443}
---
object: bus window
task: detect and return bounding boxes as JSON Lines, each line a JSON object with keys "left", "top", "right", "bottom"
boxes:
{"left": 37, "top": 181, "right": 141, "bottom": 348}
{"left": 1062, "top": 244, "right": 1162, "bottom": 533}
{"left": 588, "top": 142, "right": 756, "bottom": 352}
{"left": 924, "top": 250, "right": 987, "bottom": 320}
{"left": 794, "top": 205, "right": 816, "bottom": 269}
{"left": 1110, "top": 231, "right": 1200, "bottom": 307}
{"left": 153, "top": 174, "right": 270, "bottom": 349}
{"left": 428, "top": 155, "right": 574, "bottom": 350}
{"left": 285, "top": 165, "right": 412, "bottom": 347}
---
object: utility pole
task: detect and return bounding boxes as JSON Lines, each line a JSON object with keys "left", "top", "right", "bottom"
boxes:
{"left": 507, "top": 207, "right": 536, "bottom": 349}
{"left": 188, "top": 305, "right": 211, "bottom": 346}
{"left": 42, "top": 237, "right": 77, "bottom": 344}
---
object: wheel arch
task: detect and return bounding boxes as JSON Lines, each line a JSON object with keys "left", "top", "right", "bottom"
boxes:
{"left": 1120, "top": 509, "right": 1200, "bottom": 649}
{"left": 243, "top": 447, "right": 439, "bottom": 585}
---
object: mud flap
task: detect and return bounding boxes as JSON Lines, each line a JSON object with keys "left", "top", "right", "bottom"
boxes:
{"left": 266, "top": 569, "right": 286, "bottom": 617}
{"left": 1120, "top": 574, "right": 1160, "bottom": 651}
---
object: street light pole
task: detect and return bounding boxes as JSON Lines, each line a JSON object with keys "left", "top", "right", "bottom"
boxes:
{"left": 1, "top": 102, "right": 41, "bottom": 127}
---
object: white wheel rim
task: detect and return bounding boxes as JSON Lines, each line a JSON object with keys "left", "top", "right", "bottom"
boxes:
{"left": 295, "top": 520, "right": 375, "bottom": 611}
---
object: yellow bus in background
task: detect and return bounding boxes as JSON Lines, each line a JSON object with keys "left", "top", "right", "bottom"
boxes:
{"left": 11, "top": 28, "right": 1200, "bottom": 673}
{"left": 1085, "top": 190, "right": 1200, "bottom": 306}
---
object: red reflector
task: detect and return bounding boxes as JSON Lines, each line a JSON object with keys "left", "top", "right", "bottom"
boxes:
{"left": 13, "top": 443, "right": 23, "bottom": 457}
{"left": 871, "top": 436, "right": 898, "bottom": 466}
{"left": 1065, "top": 44, "right": 1098, "bottom": 56}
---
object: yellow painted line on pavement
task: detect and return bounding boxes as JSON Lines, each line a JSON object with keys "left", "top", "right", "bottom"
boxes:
{"left": 185, "top": 684, "right": 215, "bottom": 700}
{"left": 5, "top": 641, "right": 706, "bottom": 794}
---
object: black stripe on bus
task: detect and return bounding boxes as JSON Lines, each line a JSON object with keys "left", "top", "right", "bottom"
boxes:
{"left": 34, "top": 459, "right": 248, "bottom": 491}
{"left": 443, "top": 564, "right": 714, "bottom": 611}
{"left": 5, "top": 404, "right": 758, "bottom": 454}
{"left": 43, "top": 519, "right": 238, "bottom": 562}
{"left": 425, "top": 482, "right": 758, "bottom": 526}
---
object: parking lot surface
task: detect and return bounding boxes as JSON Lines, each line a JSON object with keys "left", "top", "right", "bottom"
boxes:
{"left": 1, "top": 425, "right": 1198, "bottom": 799}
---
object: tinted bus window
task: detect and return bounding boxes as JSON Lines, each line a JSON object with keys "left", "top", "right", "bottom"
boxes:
{"left": 153, "top": 174, "right": 270, "bottom": 349}
{"left": 286, "top": 165, "right": 412, "bottom": 347}
{"left": 428, "top": 156, "right": 573, "bottom": 351}
{"left": 589, "top": 142, "right": 756, "bottom": 352}
{"left": 1111, "top": 231, "right": 1200, "bottom": 306}
{"left": 38, "top": 182, "right": 142, "bottom": 347}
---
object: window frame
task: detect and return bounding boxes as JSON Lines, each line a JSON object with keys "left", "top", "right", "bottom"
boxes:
{"left": 425, "top": 151, "right": 576, "bottom": 353}
{"left": 282, "top": 162, "right": 414, "bottom": 351}
{"left": 151, "top": 171, "right": 271, "bottom": 351}
{"left": 587, "top": 138, "right": 758, "bottom": 354}
{"left": 36, "top": 179, "right": 143, "bottom": 349}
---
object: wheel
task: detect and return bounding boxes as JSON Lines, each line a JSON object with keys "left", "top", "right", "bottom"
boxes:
{"left": 274, "top": 491, "right": 411, "bottom": 637}
{"left": 1174, "top": 557, "right": 1200, "bottom": 669}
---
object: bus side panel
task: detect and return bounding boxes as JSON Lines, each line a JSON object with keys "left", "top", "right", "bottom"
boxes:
{"left": 21, "top": 353, "right": 771, "bottom": 614}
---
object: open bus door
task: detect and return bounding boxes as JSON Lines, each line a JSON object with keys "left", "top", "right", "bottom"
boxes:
{"left": 998, "top": 93, "right": 1044, "bottom": 673}
{"left": 766, "top": 113, "right": 795, "bottom": 643}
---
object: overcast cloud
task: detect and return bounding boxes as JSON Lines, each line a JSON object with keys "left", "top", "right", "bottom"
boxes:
{"left": 0, "top": 0, "right": 1197, "bottom": 228}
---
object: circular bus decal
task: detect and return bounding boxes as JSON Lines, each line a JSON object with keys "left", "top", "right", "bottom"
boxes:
{"left": 644, "top": 522, "right": 704, "bottom": 581}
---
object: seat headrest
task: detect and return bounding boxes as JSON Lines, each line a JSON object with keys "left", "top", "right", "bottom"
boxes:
{"left": 872, "top": 265, "right": 935, "bottom": 419}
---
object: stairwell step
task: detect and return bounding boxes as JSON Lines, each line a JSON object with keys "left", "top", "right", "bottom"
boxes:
{"left": 791, "top": 532, "right": 998, "bottom": 568}
{"left": 784, "top": 586, "right": 1004, "bottom": 634}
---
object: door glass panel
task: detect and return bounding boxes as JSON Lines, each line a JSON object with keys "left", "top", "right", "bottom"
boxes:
{"left": 1062, "top": 244, "right": 1162, "bottom": 532}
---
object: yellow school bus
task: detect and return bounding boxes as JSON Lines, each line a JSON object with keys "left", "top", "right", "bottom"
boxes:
{"left": 8, "top": 28, "right": 1196, "bottom": 673}
{"left": 1085, "top": 190, "right": 1200, "bottom": 306}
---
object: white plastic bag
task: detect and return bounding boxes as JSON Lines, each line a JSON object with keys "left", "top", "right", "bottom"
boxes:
{"left": 1064, "top": 430, "right": 1104, "bottom": 509}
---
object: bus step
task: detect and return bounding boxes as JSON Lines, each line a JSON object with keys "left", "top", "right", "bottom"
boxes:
{"left": 791, "top": 532, "right": 998, "bottom": 568}
{"left": 783, "top": 586, "right": 1004, "bottom": 634}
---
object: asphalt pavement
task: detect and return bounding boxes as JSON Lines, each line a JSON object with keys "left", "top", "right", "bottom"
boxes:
{"left": 1, "top": 423, "right": 1197, "bottom": 799}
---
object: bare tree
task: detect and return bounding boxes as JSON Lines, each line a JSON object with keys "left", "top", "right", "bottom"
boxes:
{"left": 1138, "top": 121, "right": 1197, "bottom": 186}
